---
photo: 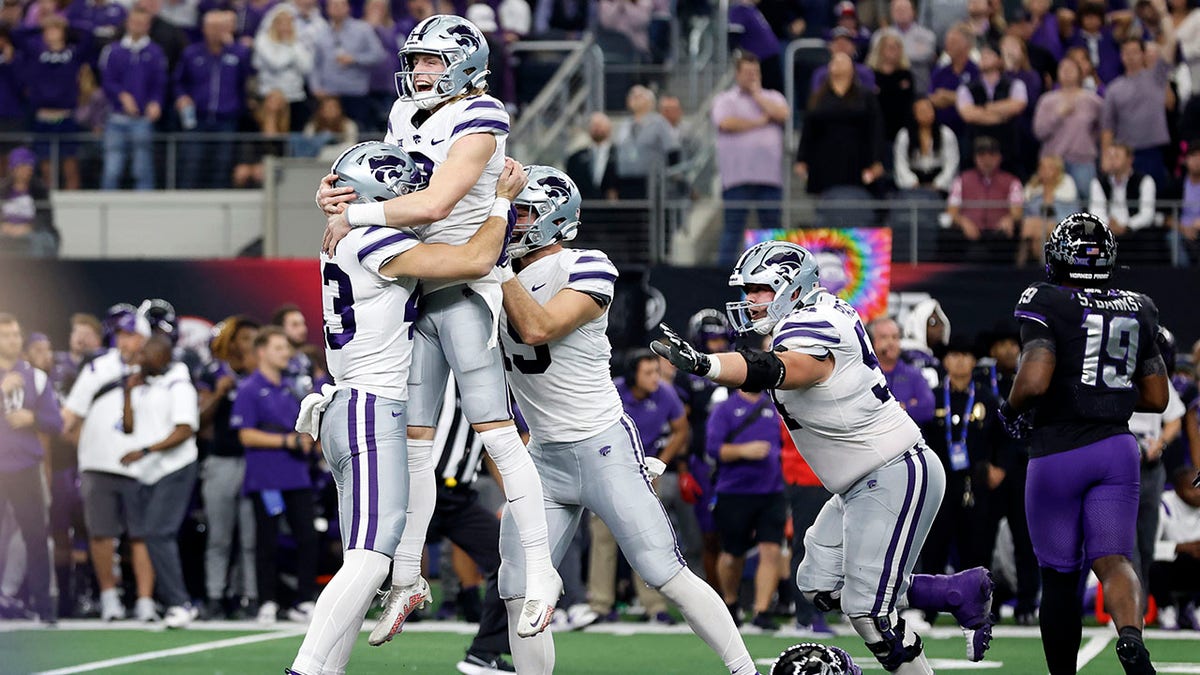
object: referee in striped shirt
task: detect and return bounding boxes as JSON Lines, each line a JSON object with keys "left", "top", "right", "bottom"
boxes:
{"left": 434, "top": 375, "right": 519, "bottom": 675}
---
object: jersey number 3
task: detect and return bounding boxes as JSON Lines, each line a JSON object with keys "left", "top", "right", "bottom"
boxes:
{"left": 323, "top": 263, "right": 356, "bottom": 350}
{"left": 1080, "top": 314, "right": 1139, "bottom": 389}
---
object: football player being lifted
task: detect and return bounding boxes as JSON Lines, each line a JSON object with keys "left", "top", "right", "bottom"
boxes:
{"left": 496, "top": 166, "right": 759, "bottom": 675}
{"left": 287, "top": 145, "right": 528, "bottom": 675}
{"left": 314, "top": 15, "right": 561, "bottom": 641}
{"left": 654, "top": 242, "right": 995, "bottom": 674}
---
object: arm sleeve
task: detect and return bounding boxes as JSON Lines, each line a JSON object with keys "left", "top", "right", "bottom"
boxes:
{"left": 772, "top": 312, "right": 841, "bottom": 357}
{"left": 1014, "top": 284, "right": 1057, "bottom": 344}
{"left": 907, "top": 377, "right": 937, "bottom": 425}
{"left": 98, "top": 44, "right": 121, "bottom": 103}
{"left": 566, "top": 252, "right": 618, "bottom": 306}
{"left": 1128, "top": 175, "right": 1157, "bottom": 230}
{"left": 1033, "top": 94, "right": 1063, "bottom": 140}
{"left": 170, "top": 378, "right": 200, "bottom": 431}
{"left": 893, "top": 129, "right": 918, "bottom": 189}
{"left": 228, "top": 383, "right": 258, "bottom": 430}
{"left": 448, "top": 100, "right": 510, "bottom": 145}
{"left": 356, "top": 226, "right": 421, "bottom": 280}
{"left": 1134, "top": 296, "right": 1162, "bottom": 376}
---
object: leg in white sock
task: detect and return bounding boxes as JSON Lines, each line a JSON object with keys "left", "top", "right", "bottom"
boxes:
{"left": 477, "top": 427, "right": 554, "bottom": 582}
{"left": 659, "top": 568, "right": 757, "bottom": 675}
{"left": 505, "top": 597, "right": 555, "bottom": 675}
{"left": 320, "top": 629, "right": 356, "bottom": 675}
{"left": 392, "top": 438, "right": 435, "bottom": 588}
{"left": 292, "top": 549, "right": 390, "bottom": 675}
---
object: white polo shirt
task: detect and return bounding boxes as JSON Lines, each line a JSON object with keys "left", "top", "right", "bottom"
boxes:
{"left": 127, "top": 362, "right": 199, "bottom": 485}
{"left": 66, "top": 350, "right": 137, "bottom": 478}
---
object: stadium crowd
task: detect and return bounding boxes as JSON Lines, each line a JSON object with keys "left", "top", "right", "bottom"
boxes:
{"left": 1, "top": 294, "right": 1199, "bottom": 664}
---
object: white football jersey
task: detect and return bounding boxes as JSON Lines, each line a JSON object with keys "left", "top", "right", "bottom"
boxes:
{"left": 499, "top": 249, "right": 624, "bottom": 444}
{"left": 770, "top": 293, "right": 923, "bottom": 494}
{"left": 322, "top": 225, "right": 421, "bottom": 402}
{"left": 385, "top": 94, "right": 508, "bottom": 294}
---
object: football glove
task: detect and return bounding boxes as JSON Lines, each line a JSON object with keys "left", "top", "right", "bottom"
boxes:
{"left": 678, "top": 470, "right": 703, "bottom": 505}
{"left": 651, "top": 323, "right": 712, "bottom": 377}
{"left": 998, "top": 400, "right": 1033, "bottom": 440}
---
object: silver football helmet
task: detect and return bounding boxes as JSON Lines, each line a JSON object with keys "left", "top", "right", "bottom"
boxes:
{"left": 770, "top": 643, "right": 862, "bottom": 675}
{"left": 726, "top": 241, "right": 823, "bottom": 336}
{"left": 396, "top": 15, "right": 490, "bottom": 110}
{"left": 508, "top": 165, "right": 581, "bottom": 259}
{"left": 330, "top": 141, "right": 428, "bottom": 203}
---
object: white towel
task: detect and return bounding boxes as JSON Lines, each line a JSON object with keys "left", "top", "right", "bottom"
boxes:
{"left": 295, "top": 384, "right": 344, "bottom": 440}
{"left": 643, "top": 457, "right": 667, "bottom": 480}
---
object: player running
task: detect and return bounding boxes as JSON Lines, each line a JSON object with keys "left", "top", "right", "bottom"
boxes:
{"left": 314, "top": 14, "right": 561, "bottom": 641}
{"left": 285, "top": 144, "right": 527, "bottom": 675}
{"left": 653, "top": 241, "right": 995, "bottom": 674}
{"left": 1002, "top": 213, "right": 1170, "bottom": 675}
{"left": 495, "top": 166, "right": 759, "bottom": 675}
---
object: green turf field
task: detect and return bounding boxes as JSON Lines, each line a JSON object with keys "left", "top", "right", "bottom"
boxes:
{"left": 2, "top": 621, "right": 1199, "bottom": 674}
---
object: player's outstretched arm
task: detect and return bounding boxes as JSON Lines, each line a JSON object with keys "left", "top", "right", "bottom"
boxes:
{"left": 379, "top": 158, "right": 527, "bottom": 282}
{"left": 651, "top": 323, "right": 832, "bottom": 392}
{"left": 320, "top": 134, "right": 499, "bottom": 254}
{"left": 502, "top": 282, "right": 605, "bottom": 346}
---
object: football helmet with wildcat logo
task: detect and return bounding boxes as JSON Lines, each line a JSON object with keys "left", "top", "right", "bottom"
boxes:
{"left": 331, "top": 141, "right": 429, "bottom": 204}
{"left": 507, "top": 165, "right": 581, "bottom": 259}
{"left": 770, "top": 643, "right": 862, "bottom": 675}
{"left": 396, "top": 15, "right": 490, "bottom": 110}
{"left": 726, "top": 241, "right": 824, "bottom": 335}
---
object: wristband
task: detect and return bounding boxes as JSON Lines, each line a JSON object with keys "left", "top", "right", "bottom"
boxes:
{"left": 490, "top": 197, "right": 511, "bottom": 220}
{"left": 346, "top": 202, "right": 387, "bottom": 228}
{"left": 702, "top": 354, "right": 721, "bottom": 381}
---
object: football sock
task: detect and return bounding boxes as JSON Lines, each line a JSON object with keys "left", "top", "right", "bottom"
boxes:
{"left": 392, "top": 439, "right": 435, "bottom": 588}
{"left": 505, "top": 597, "right": 555, "bottom": 675}
{"left": 1039, "top": 567, "right": 1084, "bottom": 675}
{"left": 292, "top": 549, "right": 390, "bottom": 675}
{"left": 478, "top": 427, "right": 554, "bottom": 580}
{"left": 906, "top": 574, "right": 951, "bottom": 612}
{"left": 659, "top": 569, "right": 756, "bottom": 675}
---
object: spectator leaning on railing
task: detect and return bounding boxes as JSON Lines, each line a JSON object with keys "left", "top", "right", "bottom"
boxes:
{"left": 98, "top": 7, "right": 166, "bottom": 191}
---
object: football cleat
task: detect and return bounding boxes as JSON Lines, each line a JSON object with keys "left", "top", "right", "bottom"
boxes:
{"left": 370, "top": 577, "right": 431, "bottom": 646}
{"left": 517, "top": 570, "right": 563, "bottom": 638}
{"left": 944, "top": 567, "right": 994, "bottom": 662}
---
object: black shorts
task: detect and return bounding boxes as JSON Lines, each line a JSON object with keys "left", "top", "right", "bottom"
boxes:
{"left": 713, "top": 491, "right": 786, "bottom": 556}
{"left": 80, "top": 471, "right": 146, "bottom": 539}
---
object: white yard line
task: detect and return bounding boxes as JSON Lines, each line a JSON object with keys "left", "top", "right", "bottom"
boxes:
{"left": 31, "top": 629, "right": 302, "bottom": 675}
{"left": 1074, "top": 633, "right": 1112, "bottom": 674}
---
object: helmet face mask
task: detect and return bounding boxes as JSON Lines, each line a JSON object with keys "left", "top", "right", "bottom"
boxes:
{"left": 770, "top": 642, "right": 862, "bottom": 675}
{"left": 726, "top": 242, "right": 824, "bottom": 335}
{"left": 1044, "top": 212, "right": 1117, "bottom": 286}
{"left": 395, "top": 15, "right": 490, "bottom": 110}
{"left": 508, "top": 166, "right": 581, "bottom": 259}
{"left": 331, "top": 141, "right": 429, "bottom": 204}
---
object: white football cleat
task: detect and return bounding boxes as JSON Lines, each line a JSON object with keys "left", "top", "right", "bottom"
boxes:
{"left": 369, "top": 577, "right": 430, "bottom": 647}
{"left": 163, "top": 605, "right": 198, "bottom": 629}
{"left": 517, "top": 570, "right": 563, "bottom": 638}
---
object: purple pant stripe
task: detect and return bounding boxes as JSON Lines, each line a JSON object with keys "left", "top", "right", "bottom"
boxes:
{"left": 873, "top": 451, "right": 918, "bottom": 615}
{"left": 619, "top": 414, "right": 687, "bottom": 568}
{"left": 890, "top": 450, "right": 930, "bottom": 609}
{"left": 364, "top": 393, "right": 379, "bottom": 551}
{"left": 347, "top": 390, "right": 361, "bottom": 549}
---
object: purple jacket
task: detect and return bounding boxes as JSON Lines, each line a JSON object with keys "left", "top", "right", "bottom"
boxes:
{"left": 68, "top": 0, "right": 127, "bottom": 44}
{"left": 883, "top": 360, "right": 936, "bottom": 425}
{"left": 1029, "top": 12, "right": 1064, "bottom": 61}
{"left": 729, "top": 3, "right": 780, "bottom": 60}
{"left": 230, "top": 370, "right": 310, "bottom": 494}
{"left": 929, "top": 60, "right": 980, "bottom": 137}
{"left": 0, "top": 54, "right": 26, "bottom": 119}
{"left": 173, "top": 41, "right": 251, "bottom": 117}
{"left": 20, "top": 36, "right": 87, "bottom": 110}
{"left": 0, "top": 360, "right": 64, "bottom": 473}
{"left": 99, "top": 38, "right": 168, "bottom": 113}
{"left": 615, "top": 377, "right": 685, "bottom": 458}
{"left": 1068, "top": 28, "right": 1122, "bottom": 84}
{"left": 705, "top": 392, "right": 784, "bottom": 495}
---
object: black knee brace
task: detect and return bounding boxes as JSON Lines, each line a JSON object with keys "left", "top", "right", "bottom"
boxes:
{"left": 858, "top": 615, "right": 924, "bottom": 672}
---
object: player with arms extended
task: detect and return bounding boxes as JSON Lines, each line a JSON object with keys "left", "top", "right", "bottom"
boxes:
{"left": 1001, "top": 213, "right": 1170, "bottom": 675}
{"left": 285, "top": 145, "right": 528, "bottom": 675}
{"left": 654, "top": 241, "right": 995, "bottom": 674}
{"left": 314, "top": 14, "right": 561, "bottom": 641}
{"left": 496, "top": 166, "right": 759, "bottom": 675}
